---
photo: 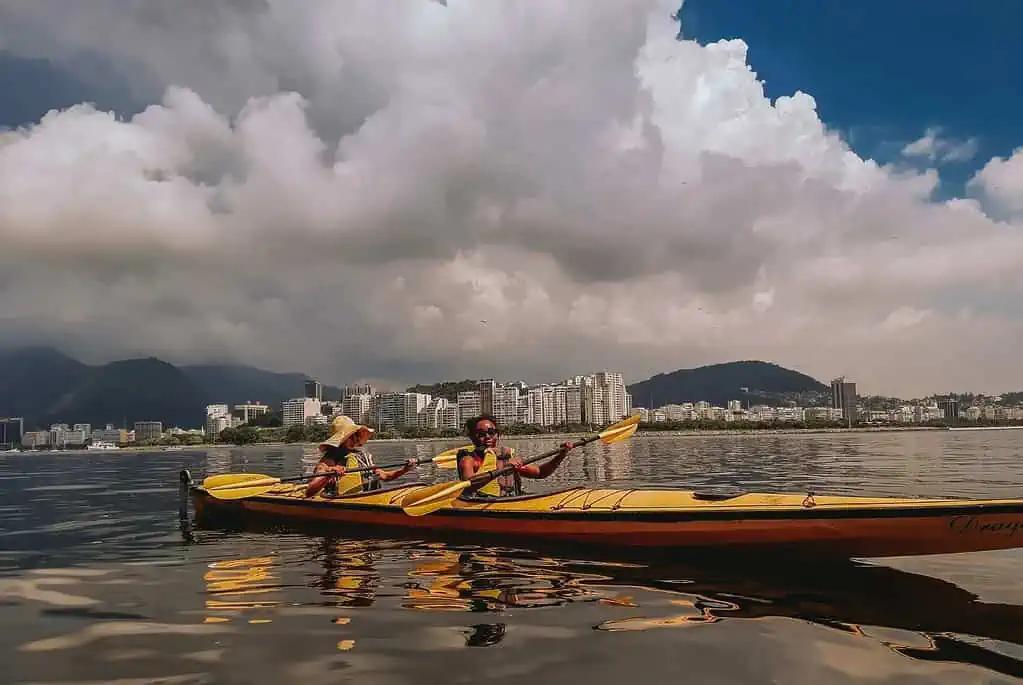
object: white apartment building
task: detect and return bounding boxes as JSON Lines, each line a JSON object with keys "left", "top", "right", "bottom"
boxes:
{"left": 234, "top": 402, "right": 270, "bottom": 424}
{"left": 342, "top": 393, "right": 374, "bottom": 425}
{"left": 599, "top": 371, "right": 626, "bottom": 419}
{"left": 457, "top": 391, "right": 481, "bottom": 422}
{"left": 206, "top": 404, "right": 231, "bottom": 435}
{"left": 524, "top": 384, "right": 572, "bottom": 427}
{"left": 375, "top": 392, "right": 433, "bottom": 428}
{"left": 493, "top": 385, "right": 519, "bottom": 426}
{"left": 282, "top": 398, "right": 322, "bottom": 426}
{"left": 418, "top": 398, "right": 460, "bottom": 430}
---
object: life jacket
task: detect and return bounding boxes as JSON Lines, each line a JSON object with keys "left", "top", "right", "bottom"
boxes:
{"left": 459, "top": 445, "right": 520, "bottom": 497}
{"left": 324, "top": 448, "right": 381, "bottom": 496}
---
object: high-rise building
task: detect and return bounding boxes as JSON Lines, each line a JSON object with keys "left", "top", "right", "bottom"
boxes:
{"left": 457, "top": 391, "right": 481, "bottom": 423}
{"left": 565, "top": 384, "right": 583, "bottom": 424}
{"left": 374, "top": 392, "right": 431, "bottom": 428}
{"left": 937, "top": 396, "right": 960, "bottom": 421}
{"left": 523, "top": 384, "right": 571, "bottom": 427}
{"left": 282, "top": 398, "right": 322, "bottom": 426}
{"left": 205, "top": 404, "right": 231, "bottom": 436}
{"left": 440, "top": 403, "right": 460, "bottom": 430}
{"left": 404, "top": 392, "right": 432, "bottom": 425}
{"left": 418, "top": 398, "right": 460, "bottom": 430}
{"left": 552, "top": 384, "right": 568, "bottom": 427}
{"left": 341, "top": 394, "right": 374, "bottom": 425}
{"left": 477, "top": 379, "right": 496, "bottom": 415}
{"left": 1, "top": 417, "right": 24, "bottom": 448}
{"left": 594, "top": 371, "right": 628, "bottom": 423}
{"left": 525, "top": 387, "right": 544, "bottom": 425}
{"left": 830, "top": 376, "right": 858, "bottom": 426}
{"left": 493, "top": 385, "right": 519, "bottom": 426}
{"left": 304, "top": 379, "right": 323, "bottom": 401}
{"left": 342, "top": 384, "right": 374, "bottom": 400}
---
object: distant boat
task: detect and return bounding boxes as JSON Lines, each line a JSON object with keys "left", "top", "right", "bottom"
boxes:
{"left": 86, "top": 440, "right": 120, "bottom": 450}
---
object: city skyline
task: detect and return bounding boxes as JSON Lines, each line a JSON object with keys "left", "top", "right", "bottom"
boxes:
{"left": 8, "top": 364, "right": 1022, "bottom": 450}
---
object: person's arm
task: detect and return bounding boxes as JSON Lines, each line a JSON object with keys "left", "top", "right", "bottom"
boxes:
{"left": 375, "top": 458, "right": 417, "bottom": 482}
{"left": 512, "top": 442, "right": 574, "bottom": 479}
{"left": 305, "top": 460, "right": 344, "bottom": 497}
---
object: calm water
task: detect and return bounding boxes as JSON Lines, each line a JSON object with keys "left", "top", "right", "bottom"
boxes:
{"left": 1, "top": 431, "right": 1022, "bottom": 684}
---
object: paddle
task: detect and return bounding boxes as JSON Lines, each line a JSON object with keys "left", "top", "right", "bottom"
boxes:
{"left": 399, "top": 413, "right": 641, "bottom": 517}
{"left": 201, "top": 443, "right": 473, "bottom": 500}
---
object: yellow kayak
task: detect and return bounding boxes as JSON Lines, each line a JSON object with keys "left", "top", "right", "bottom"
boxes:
{"left": 183, "top": 470, "right": 1023, "bottom": 558}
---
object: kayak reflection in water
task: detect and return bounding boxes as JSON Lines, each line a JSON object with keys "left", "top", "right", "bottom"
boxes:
{"left": 457, "top": 413, "right": 573, "bottom": 498}
{"left": 305, "top": 415, "right": 416, "bottom": 498}
{"left": 403, "top": 548, "right": 602, "bottom": 615}
{"left": 316, "top": 537, "right": 381, "bottom": 608}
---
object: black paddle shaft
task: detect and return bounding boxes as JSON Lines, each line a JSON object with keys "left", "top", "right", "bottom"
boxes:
{"left": 467, "top": 432, "right": 601, "bottom": 489}
{"left": 269, "top": 453, "right": 439, "bottom": 485}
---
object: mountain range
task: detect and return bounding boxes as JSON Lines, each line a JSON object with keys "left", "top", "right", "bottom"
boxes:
{"left": 0, "top": 346, "right": 831, "bottom": 430}
{"left": 0, "top": 346, "right": 341, "bottom": 430}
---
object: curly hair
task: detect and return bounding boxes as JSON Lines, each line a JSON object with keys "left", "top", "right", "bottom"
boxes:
{"left": 464, "top": 413, "right": 500, "bottom": 438}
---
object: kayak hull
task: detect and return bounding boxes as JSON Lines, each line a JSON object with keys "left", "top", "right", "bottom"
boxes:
{"left": 188, "top": 479, "right": 1023, "bottom": 559}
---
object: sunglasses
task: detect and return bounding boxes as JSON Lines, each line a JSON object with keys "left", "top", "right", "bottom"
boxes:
{"left": 475, "top": 427, "right": 498, "bottom": 437}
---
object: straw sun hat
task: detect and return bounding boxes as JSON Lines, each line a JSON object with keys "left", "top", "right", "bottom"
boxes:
{"left": 319, "top": 415, "right": 375, "bottom": 448}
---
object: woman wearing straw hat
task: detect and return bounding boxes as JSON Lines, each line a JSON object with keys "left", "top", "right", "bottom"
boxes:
{"left": 304, "top": 416, "right": 416, "bottom": 498}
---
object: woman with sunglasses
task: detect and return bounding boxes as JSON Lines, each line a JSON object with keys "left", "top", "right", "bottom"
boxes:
{"left": 456, "top": 413, "right": 573, "bottom": 498}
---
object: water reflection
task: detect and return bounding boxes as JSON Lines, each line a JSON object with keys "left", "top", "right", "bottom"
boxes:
{"left": 401, "top": 546, "right": 605, "bottom": 615}
{"left": 201, "top": 506, "right": 1023, "bottom": 672}
{"left": 202, "top": 556, "right": 282, "bottom": 623}
{"left": 314, "top": 538, "right": 382, "bottom": 608}
{"left": 578, "top": 554, "right": 1023, "bottom": 679}
{"left": 464, "top": 623, "right": 506, "bottom": 647}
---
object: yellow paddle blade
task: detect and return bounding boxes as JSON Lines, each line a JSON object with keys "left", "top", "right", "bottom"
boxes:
{"left": 400, "top": 480, "right": 474, "bottom": 517}
{"left": 205, "top": 480, "right": 287, "bottom": 501}
{"left": 201, "top": 472, "right": 273, "bottom": 490}
{"left": 597, "top": 414, "right": 640, "bottom": 444}
{"left": 432, "top": 444, "right": 472, "bottom": 469}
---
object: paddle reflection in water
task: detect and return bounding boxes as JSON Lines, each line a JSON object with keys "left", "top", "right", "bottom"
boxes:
{"left": 202, "top": 555, "right": 283, "bottom": 624}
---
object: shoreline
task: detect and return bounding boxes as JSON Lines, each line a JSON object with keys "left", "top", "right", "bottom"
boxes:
{"left": 0, "top": 425, "right": 979, "bottom": 455}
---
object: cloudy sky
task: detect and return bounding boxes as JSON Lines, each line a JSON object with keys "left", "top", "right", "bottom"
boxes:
{"left": 1, "top": 0, "right": 1022, "bottom": 398}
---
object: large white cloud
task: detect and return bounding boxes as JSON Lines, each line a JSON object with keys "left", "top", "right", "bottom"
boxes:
{"left": 0, "top": 0, "right": 1021, "bottom": 398}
